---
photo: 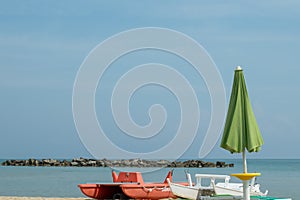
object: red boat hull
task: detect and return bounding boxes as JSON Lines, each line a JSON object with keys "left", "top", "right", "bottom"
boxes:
{"left": 78, "top": 183, "right": 129, "bottom": 199}
{"left": 121, "top": 183, "right": 177, "bottom": 199}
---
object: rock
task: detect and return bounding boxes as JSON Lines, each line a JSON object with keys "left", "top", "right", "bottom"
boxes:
{"left": 0, "top": 158, "right": 234, "bottom": 168}
{"left": 42, "top": 159, "right": 52, "bottom": 165}
{"left": 96, "top": 160, "right": 104, "bottom": 167}
{"left": 70, "top": 161, "right": 79, "bottom": 166}
{"left": 167, "top": 161, "right": 176, "bottom": 167}
{"left": 216, "top": 161, "right": 226, "bottom": 168}
{"left": 34, "top": 160, "right": 40, "bottom": 166}
{"left": 87, "top": 160, "right": 97, "bottom": 166}
{"left": 24, "top": 160, "right": 30, "bottom": 166}
{"left": 1, "top": 160, "right": 10, "bottom": 166}
{"left": 61, "top": 160, "right": 70, "bottom": 166}
{"left": 202, "top": 162, "right": 216, "bottom": 167}
{"left": 103, "top": 159, "right": 112, "bottom": 167}
{"left": 28, "top": 158, "right": 35, "bottom": 165}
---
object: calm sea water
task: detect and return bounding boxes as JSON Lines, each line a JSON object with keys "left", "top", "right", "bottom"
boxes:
{"left": 0, "top": 159, "right": 298, "bottom": 199}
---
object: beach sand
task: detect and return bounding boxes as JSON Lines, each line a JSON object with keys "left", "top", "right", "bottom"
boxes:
{"left": 0, "top": 197, "right": 87, "bottom": 200}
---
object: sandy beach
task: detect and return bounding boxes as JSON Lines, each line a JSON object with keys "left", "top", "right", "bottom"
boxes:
{"left": 0, "top": 197, "right": 86, "bottom": 200}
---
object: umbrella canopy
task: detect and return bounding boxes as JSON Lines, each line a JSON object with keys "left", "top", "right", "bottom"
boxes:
{"left": 220, "top": 67, "right": 264, "bottom": 154}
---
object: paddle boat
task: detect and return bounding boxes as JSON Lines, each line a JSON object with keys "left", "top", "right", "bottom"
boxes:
{"left": 167, "top": 172, "right": 267, "bottom": 200}
{"left": 78, "top": 170, "right": 188, "bottom": 199}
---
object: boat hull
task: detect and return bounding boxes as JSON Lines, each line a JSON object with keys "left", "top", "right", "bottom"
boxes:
{"left": 78, "top": 183, "right": 129, "bottom": 199}
{"left": 214, "top": 185, "right": 266, "bottom": 197}
{"left": 121, "top": 183, "right": 176, "bottom": 199}
{"left": 214, "top": 185, "right": 243, "bottom": 196}
{"left": 168, "top": 181, "right": 214, "bottom": 200}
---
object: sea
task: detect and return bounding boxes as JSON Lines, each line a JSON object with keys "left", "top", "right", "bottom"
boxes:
{"left": 0, "top": 159, "right": 298, "bottom": 199}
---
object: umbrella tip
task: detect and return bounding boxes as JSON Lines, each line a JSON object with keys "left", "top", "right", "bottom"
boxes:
{"left": 236, "top": 66, "right": 243, "bottom": 71}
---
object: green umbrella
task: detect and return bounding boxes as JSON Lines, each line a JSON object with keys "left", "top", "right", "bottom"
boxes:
{"left": 220, "top": 66, "right": 264, "bottom": 200}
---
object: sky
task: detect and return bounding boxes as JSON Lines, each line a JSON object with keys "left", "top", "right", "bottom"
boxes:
{"left": 1, "top": 1, "right": 300, "bottom": 159}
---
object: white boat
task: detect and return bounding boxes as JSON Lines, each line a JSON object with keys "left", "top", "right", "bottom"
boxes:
{"left": 214, "top": 174, "right": 268, "bottom": 197}
{"left": 167, "top": 173, "right": 267, "bottom": 200}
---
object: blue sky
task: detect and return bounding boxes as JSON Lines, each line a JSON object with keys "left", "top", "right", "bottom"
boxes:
{"left": 1, "top": 1, "right": 300, "bottom": 159}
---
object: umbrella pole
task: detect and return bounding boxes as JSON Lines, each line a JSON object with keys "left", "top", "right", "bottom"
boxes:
{"left": 243, "top": 150, "right": 247, "bottom": 173}
{"left": 242, "top": 150, "right": 250, "bottom": 200}
{"left": 243, "top": 180, "right": 250, "bottom": 200}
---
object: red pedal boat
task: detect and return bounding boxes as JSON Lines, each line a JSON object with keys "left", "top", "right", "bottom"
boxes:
{"left": 78, "top": 170, "right": 187, "bottom": 199}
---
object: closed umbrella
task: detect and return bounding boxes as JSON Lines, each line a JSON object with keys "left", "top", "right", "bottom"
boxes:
{"left": 220, "top": 66, "right": 264, "bottom": 200}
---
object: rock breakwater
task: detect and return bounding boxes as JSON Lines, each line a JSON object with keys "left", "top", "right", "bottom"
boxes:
{"left": 1, "top": 158, "right": 234, "bottom": 168}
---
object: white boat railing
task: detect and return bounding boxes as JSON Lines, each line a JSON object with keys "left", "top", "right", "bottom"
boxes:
{"left": 194, "top": 174, "right": 231, "bottom": 188}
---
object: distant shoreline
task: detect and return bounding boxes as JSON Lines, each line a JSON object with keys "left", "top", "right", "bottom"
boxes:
{"left": 1, "top": 158, "right": 234, "bottom": 168}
